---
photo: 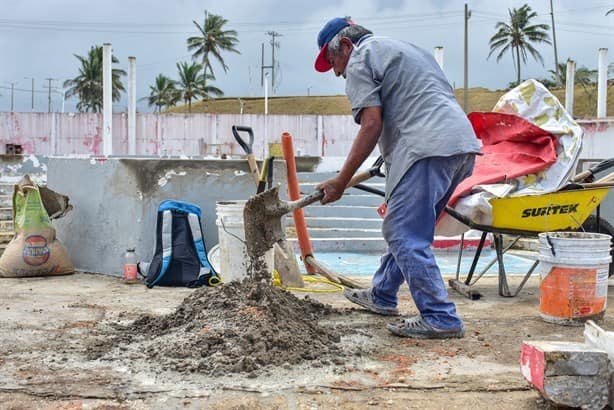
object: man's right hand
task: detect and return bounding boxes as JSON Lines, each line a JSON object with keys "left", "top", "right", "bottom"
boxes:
{"left": 316, "top": 175, "right": 348, "bottom": 204}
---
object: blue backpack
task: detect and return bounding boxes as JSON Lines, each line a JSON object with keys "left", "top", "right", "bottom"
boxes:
{"left": 141, "top": 200, "right": 220, "bottom": 288}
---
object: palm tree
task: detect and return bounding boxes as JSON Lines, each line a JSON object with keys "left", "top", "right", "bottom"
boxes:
{"left": 176, "top": 61, "right": 223, "bottom": 113}
{"left": 488, "top": 4, "right": 552, "bottom": 85}
{"left": 187, "top": 11, "right": 240, "bottom": 79}
{"left": 63, "top": 45, "right": 126, "bottom": 113}
{"left": 147, "top": 74, "right": 180, "bottom": 113}
{"left": 549, "top": 62, "right": 597, "bottom": 86}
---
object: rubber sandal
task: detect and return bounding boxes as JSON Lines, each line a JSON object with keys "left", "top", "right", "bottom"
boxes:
{"left": 343, "top": 288, "right": 399, "bottom": 316}
{"left": 387, "top": 315, "right": 465, "bottom": 339}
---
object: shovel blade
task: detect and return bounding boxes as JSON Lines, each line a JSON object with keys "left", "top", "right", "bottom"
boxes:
{"left": 244, "top": 186, "right": 287, "bottom": 258}
{"left": 274, "top": 241, "right": 304, "bottom": 288}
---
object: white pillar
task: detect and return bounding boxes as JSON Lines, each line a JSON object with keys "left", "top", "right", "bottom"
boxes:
{"left": 102, "top": 43, "right": 113, "bottom": 155}
{"left": 434, "top": 46, "right": 444, "bottom": 70}
{"left": 565, "top": 60, "right": 576, "bottom": 117}
{"left": 50, "top": 112, "right": 57, "bottom": 155}
{"left": 128, "top": 56, "right": 137, "bottom": 155}
{"left": 597, "top": 48, "right": 608, "bottom": 119}
{"left": 263, "top": 73, "right": 269, "bottom": 158}
{"left": 317, "top": 114, "right": 323, "bottom": 155}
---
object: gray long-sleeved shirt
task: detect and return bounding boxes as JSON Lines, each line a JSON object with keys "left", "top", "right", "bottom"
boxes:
{"left": 345, "top": 36, "right": 481, "bottom": 199}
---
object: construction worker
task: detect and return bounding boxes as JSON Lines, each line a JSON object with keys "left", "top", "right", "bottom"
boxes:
{"left": 314, "top": 17, "right": 481, "bottom": 339}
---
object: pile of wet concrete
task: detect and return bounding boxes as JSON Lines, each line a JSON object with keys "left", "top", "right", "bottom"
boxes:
{"left": 92, "top": 280, "right": 353, "bottom": 377}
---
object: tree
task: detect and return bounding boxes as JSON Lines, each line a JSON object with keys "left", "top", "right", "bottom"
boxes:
{"left": 176, "top": 61, "right": 223, "bottom": 113}
{"left": 187, "top": 11, "right": 240, "bottom": 79}
{"left": 549, "top": 61, "right": 598, "bottom": 115}
{"left": 64, "top": 45, "right": 126, "bottom": 113}
{"left": 147, "top": 74, "right": 180, "bottom": 113}
{"left": 549, "top": 62, "right": 597, "bottom": 87}
{"left": 488, "top": 4, "right": 552, "bottom": 85}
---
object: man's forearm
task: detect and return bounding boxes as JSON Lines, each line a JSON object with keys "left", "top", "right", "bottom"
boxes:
{"left": 337, "top": 107, "right": 382, "bottom": 184}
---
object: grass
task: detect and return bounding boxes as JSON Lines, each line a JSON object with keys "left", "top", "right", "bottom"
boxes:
{"left": 167, "top": 85, "right": 614, "bottom": 119}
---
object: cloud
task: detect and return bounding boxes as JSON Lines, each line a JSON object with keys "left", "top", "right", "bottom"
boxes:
{"left": 0, "top": 0, "right": 612, "bottom": 112}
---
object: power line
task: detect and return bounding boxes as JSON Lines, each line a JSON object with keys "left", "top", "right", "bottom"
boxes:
{"left": 0, "top": 85, "right": 54, "bottom": 94}
{"left": 0, "top": 12, "right": 466, "bottom": 34}
{"left": 0, "top": 12, "right": 464, "bottom": 28}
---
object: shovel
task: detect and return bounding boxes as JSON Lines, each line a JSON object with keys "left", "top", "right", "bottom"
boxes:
{"left": 244, "top": 164, "right": 382, "bottom": 263}
{"left": 232, "top": 126, "right": 304, "bottom": 287}
{"left": 232, "top": 125, "right": 260, "bottom": 184}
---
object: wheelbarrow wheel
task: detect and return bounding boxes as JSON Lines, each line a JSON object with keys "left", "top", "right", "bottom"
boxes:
{"left": 579, "top": 215, "right": 614, "bottom": 277}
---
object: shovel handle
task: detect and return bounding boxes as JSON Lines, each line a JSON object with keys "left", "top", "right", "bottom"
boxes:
{"left": 288, "top": 168, "right": 377, "bottom": 211}
{"left": 246, "top": 153, "right": 261, "bottom": 185}
{"left": 232, "top": 125, "right": 254, "bottom": 154}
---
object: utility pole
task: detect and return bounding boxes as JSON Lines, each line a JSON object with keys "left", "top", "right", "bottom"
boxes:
{"left": 262, "top": 31, "right": 281, "bottom": 93}
{"left": 9, "top": 82, "right": 15, "bottom": 111}
{"left": 261, "top": 43, "right": 270, "bottom": 87}
{"left": 45, "top": 78, "right": 57, "bottom": 112}
{"left": 550, "top": 0, "right": 561, "bottom": 85}
{"left": 102, "top": 43, "right": 113, "bottom": 155}
{"left": 463, "top": 3, "right": 471, "bottom": 112}
{"left": 24, "top": 77, "right": 34, "bottom": 111}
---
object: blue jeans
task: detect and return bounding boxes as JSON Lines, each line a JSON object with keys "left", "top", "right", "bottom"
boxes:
{"left": 371, "top": 154, "right": 475, "bottom": 330}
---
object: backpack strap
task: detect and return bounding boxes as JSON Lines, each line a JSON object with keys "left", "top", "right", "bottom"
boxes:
{"left": 148, "top": 209, "right": 173, "bottom": 287}
{"left": 187, "top": 212, "right": 221, "bottom": 285}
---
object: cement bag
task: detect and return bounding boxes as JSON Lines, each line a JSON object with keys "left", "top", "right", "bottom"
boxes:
{"left": 0, "top": 175, "right": 74, "bottom": 277}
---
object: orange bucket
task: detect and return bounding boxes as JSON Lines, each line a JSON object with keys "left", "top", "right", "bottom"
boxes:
{"left": 538, "top": 232, "right": 611, "bottom": 326}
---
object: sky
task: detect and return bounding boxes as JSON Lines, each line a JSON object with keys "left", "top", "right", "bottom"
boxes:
{"left": 0, "top": 0, "right": 612, "bottom": 112}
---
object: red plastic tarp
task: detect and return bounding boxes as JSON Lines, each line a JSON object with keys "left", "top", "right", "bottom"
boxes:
{"left": 447, "top": 112, "right": 558, "bottom": 207}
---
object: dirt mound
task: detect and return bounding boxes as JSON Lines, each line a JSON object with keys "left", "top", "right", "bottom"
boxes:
{"left": 102, "top": 280, "right": 348, "bottom": 376}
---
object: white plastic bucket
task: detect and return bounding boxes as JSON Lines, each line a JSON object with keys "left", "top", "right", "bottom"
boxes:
{"left": 538, "top": 231, "right": 611, "bottom": 326}
{"left": 215, "top": 201, "right": 273, "bottom": 282}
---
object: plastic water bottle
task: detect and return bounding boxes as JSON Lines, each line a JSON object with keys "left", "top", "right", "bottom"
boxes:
{"left": 123, "top": 248, "right": 138, "bottom": 283}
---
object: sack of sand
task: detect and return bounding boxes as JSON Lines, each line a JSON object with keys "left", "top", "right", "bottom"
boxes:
{"left": 0, "top": 175, "right": 74, "bottom": 277}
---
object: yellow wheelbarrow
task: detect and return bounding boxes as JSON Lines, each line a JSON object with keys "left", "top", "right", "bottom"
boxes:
{"left": 446, "top": 158, "right": 614, "bottom": 299}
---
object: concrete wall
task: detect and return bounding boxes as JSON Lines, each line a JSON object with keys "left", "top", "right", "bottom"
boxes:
{"left": 47, "top": 157, "right": 287, "bottom": 275}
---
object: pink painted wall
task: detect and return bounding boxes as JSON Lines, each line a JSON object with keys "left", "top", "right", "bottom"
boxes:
{"left": 0, "top": 112, "right": 334, "bottom": 156}
{"left": 577, "top": 119, "right": 614, "bottom": 160}
{"left": 1, "top": 113, "right": 611, "bottom": 159}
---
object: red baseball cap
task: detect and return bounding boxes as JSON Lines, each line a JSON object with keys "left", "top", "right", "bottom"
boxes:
{"left": 314, "top": 17, "right": 354, "bottom": 72}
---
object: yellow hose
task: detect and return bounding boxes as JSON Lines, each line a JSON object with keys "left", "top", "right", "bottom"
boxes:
{"left": 272, "top": 271, "right": 344, "bottom": 293}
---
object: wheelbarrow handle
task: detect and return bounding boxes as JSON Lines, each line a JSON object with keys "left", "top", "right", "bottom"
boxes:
{"left": 232, "top": 125, "right": 254, "bottom": 155}
{"left": 572, "top": 158, "right": 614, "bottom": 183}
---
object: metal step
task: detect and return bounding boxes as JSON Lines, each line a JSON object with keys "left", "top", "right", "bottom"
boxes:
{"left": 286, "top": 216, "right": 383, "bottom": 230}
{"left": 297, "top": 170, "right": 385, "bottom": 183}
{"left": 0, "top": 207, "right": 13, "bottom": 221}
{"left": 299, "top": 180, "right": 385, "bottom": 191}
{"left": 0, "top": 231, "right": 14, "bottom": 244}
{"left": 0, "top": 220, "right": 13, "bottom": 231}
{"left": 287, "top": 226, "right": 383, "bottom": 239}
{"left": 0, "top": 195, "right": 12, "bottom": 207}
{"left": 288, "top": 237, "right": 387, "bottom": 253}
{"left": 302, "top": 205, "right": 380, "bottom": 219}
{"left": 295, "top": 194, "right": 383, "bottom": 207}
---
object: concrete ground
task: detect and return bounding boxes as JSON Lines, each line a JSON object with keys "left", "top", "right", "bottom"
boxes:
{"left": 1, "top": 272, "right": 612, "bottom": 409}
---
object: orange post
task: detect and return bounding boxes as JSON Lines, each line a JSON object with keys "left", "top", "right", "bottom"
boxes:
{"left": 281, "top": 132, "right": 317, "bottom": 274}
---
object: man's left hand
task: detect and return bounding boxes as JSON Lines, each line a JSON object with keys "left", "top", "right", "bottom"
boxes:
{"left": 316, "top": 175, "right": 347, "bottom": 204}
